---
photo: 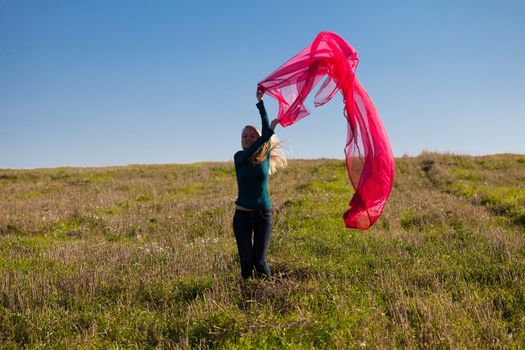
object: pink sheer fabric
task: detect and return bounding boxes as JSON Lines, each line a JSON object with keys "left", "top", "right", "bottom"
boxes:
{"left": 258, "top": 31, "right": 394, "bottom": 230}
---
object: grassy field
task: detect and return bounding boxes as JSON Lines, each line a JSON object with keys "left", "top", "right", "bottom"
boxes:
{"left": 1, "top": 154, "right": 524, "bottom": 349}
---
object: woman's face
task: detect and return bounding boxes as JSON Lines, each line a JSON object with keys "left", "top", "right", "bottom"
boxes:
{"left": 242, "top": 127, "right": 259, "bottom": 150}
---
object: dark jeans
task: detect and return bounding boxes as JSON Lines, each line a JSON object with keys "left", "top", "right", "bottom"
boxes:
{"left": 232, "top": 209, "right": 272, "bottom": 279}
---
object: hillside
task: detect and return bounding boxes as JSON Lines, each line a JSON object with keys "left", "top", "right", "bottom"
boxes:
{"left": 1, "top": 154, "right": 524, "bottom": 348}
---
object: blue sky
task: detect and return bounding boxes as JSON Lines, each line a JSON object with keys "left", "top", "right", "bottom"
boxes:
{"left": 1, "top": 0, "right": 524, "bottom": 169}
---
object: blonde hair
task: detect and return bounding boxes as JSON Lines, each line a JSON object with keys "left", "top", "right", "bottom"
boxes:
{"left": 244, "top": 125, "right": 287, "bottom": 175}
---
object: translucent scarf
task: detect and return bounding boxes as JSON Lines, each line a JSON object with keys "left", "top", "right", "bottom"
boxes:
{"left": 258, "top": 32, "right": 395, "bottom": 229}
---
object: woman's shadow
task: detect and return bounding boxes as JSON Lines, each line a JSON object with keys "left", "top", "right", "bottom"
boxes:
{"left": 236, "top": 263, "right": 312, "bottom": 313}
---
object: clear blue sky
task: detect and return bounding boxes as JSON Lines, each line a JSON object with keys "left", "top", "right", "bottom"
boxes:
{"left": 1, "top": 0, "right": 524, "bottom": 169}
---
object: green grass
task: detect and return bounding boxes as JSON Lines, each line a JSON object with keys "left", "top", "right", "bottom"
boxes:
{"left": 420, "top": 153, "right": 525, "bottom": 228}
{"left": 0, "top": 155, "right": 524, "bottom": 348}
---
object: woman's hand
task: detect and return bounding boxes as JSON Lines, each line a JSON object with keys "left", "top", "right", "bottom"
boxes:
{"left": 270, "top": 118, "right": 280, "bottom": 130}
{"left": 256, "top": 86, "right": 264, "bottom": 102}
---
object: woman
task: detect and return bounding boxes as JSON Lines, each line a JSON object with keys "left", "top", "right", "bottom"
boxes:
{"left": 233, "top": 87, "right": 287, "bottom": 279}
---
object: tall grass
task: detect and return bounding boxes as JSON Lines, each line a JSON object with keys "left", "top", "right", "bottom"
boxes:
{"left": 0, "top": 155, "right": 524, "bottom": 348}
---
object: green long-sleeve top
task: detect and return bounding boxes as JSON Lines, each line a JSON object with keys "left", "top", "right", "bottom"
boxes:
{"left": 234, "top": 100, "right": 274, "bottom": 209}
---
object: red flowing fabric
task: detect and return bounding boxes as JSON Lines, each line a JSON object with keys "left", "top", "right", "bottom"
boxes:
{"left": 258, "top": 31, "right": 394, "bottom": 230}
